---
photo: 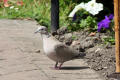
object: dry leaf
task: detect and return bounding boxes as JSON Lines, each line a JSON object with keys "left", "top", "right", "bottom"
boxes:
{"left": 89, "top": 32, "right": 96, "bottom": 36}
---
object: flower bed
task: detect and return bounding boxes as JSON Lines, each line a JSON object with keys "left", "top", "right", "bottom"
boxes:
{"left": 68, "top": 0, "right": 114, "bottom": 44}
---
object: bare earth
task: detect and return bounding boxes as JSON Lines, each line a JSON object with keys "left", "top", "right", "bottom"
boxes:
{"left": 0, "top": 19, "right": 104, "bottom": 80}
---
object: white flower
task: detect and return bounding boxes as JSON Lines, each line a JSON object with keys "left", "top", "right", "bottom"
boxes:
{"left": 15, "top": 8, "right": 19, "bottom": 11}
{"left": 75, "top": 2, "right": 85, "bottom": 9}
{"left": 84, "top": 0, "right": 103, "bottom": 15}
{"left": 10, "top": 6, "right": 14, "bottom": 9}
{"left": 68, "top": 0, "right": 103, "bottom": 17}
{"left": 69, "top": 3, "right": 85, "bottom": 17}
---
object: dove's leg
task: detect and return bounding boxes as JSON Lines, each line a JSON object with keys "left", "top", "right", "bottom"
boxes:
{"left": 54, "top": 62, "right": 58, "bottom": 68}
{"left": 58, "top": 63, "right": 63, "bottom": 69}
{"left": 50, "top": 62, "right": 59, "bottom": 70}
{"left": 50, "top": 62, "right": 63, "bottom": 70}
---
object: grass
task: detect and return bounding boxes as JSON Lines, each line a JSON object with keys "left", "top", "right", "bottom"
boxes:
{"left": 0, "top": 0, "right": 73, "bottom": 28}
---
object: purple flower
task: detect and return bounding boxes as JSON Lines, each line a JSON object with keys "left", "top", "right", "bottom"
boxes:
{"left": 108, "top": 14, "right": 114, "bottom": 20}
{"left": 72, "top": 14, "right": 77, "bottom": 22}
{"left": 97, "top": 16, "right": 111, "bottom": 32}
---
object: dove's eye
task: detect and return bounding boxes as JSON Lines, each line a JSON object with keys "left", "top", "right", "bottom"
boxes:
{"left": 41, "top": 28, "right": 44, "bottom": 30}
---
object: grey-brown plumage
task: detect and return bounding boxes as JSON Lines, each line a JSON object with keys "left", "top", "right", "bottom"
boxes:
{"left": 35, "top": 26, "right": 85, "bottom": 69}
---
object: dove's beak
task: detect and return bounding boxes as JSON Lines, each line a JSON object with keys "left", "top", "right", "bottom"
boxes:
{"left": 34, "top": 29, "right": 40, "bottom": 34}
{"left": 34, "top": 30, "right": 38, "bottom": 34}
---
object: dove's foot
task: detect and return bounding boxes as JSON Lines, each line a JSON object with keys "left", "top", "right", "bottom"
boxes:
{"left": 54, "top": 63, "right": 63, "bottom": 70}
{"left": 55, "top": 67, "right": 61, "bottom": 70}
{"left": 50, "top": 62, "right": 63, "bottom": 70}
{"left": 49, "top": 67, "right": 61, "bottom": 70}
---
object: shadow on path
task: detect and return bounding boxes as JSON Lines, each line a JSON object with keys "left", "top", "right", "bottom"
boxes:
{"left": 61, "top": 66, "right": 89, "bottom": 70}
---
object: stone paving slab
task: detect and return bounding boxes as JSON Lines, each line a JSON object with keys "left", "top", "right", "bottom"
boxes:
{"left": 0, "top": 19, "right": 104, "bottom": 80}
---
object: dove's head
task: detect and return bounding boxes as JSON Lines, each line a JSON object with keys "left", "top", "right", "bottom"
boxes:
{"left": 35, "top": 26, "right": 48, "bottom": 34}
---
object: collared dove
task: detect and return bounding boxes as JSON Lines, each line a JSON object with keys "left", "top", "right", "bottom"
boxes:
{"left": 35, "top": 26, "right": 85, "bottom": 69}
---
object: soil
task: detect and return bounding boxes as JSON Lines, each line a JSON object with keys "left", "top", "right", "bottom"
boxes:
{"left": 54, "top": 27, "right": 116, "bottom": 80}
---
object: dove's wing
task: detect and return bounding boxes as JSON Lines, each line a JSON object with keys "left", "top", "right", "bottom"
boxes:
{"left": 54, "top": 44, "right": 79, "bottom": 62}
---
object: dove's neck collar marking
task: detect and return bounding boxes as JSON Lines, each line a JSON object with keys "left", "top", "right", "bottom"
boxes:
{"left": 46, "top": 34, "right": 50, "bottom": 38}
{"left": 41, "top": 33, "right": 51, "bottom": 38}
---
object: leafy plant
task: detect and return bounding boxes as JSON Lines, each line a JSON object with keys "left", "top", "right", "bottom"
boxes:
{"left": 72, "top": 35, "right": 77, "bottom": 40}
{"left": 82, "top": 16, "right": 97, "bottom": 31}
{"left": 0, "top": 0, "right": 72, "bottom": 29}
{"left": 103, "top": 37, "right": 115, "bottom": 45}
{"left": 67, "top": 9, "right": 97, "bottom": 32}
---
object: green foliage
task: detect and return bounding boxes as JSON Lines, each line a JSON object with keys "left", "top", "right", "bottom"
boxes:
{"left": 80, "top": 16, "right": 97, "bottom": 32}
{"left": 0, "top": 0, "right": 97, "bottom": 31}
{"left": 103, "top": 37, "right": 115, "bottom": 45}
{"left": 32, "top": 1, "right": 51, "bottom": 27}
{"left": 71, "top": 35, "right": 77, "bottom": 40}
{"left": 0, "top": 0, "right": 73, "bottom": 29}
{"left": 67, "top": 9, "right": 97, "bottom": 32}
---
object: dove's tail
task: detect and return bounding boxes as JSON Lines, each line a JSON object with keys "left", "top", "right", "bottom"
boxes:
{"left": 73, "top": 52, "right": 86, "bottom": 59}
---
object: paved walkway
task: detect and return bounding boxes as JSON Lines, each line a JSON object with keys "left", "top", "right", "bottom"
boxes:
{"left": 0, "top": 19, "right": 104, "bottom": 80}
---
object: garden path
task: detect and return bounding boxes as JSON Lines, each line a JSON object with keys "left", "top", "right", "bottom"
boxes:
{"left": 0, "top": 19, "right": 104, "bottom": 80}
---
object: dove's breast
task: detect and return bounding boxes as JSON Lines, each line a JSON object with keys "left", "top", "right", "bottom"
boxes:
{"left": 42, "top": 37, "right": 61, "bottom": 62}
